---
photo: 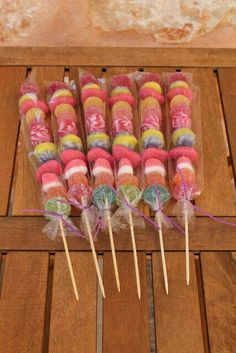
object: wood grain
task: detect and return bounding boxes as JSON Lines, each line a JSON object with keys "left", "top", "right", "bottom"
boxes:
{"left": 49, "top": 252, "right": 97, "bottom": 353}
{"left": 1, "top": 48, "right": 236, "bottom": 67}
{"left": 201, "top": 252, "right": 236, "bottom": 353}
{"left": 218, "top": 68, "right": 236, "bottom": 179}
{"left": 0, "top": 66, "right": 26, "bottom": 215}
{"left": 103, "top": 252, "right": 150, "bottom": 353}
{"left": 12, "top": 66, "right": 65, "bottom": 215}
{"left": 153, "top": 252, "right": 204, "bottom": 353}
{"left": 0, "top": 252, "right": 48, "bottom": 353}
{"left": 185, "top": 68, "right": 235, "bottom": 215}
{"left": 0, "top": 216, "right": 236, "bottom": 251}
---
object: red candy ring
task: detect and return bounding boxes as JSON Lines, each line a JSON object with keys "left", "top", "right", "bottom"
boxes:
{"left": 139, "top": 73, "right": 162, "bottom": 86}
{"left": 80, "top": 73, "right": 98, "bottom": 87}
{"left": 49, "top": 96, "right": 76, "bottom": 112}
{"left": 140, "top": 87, "right": 165, "bottom": 105}
{"left": 112, "top": 145, "right": 141, "bottom": 169}
{"left": 111, "top": 75, "right": 132, "bottom": 89}
{"left": 142, "top": 148, "right": 168, "bottom": 163}
{"left": 35, "top": 160, "right": 62, "bottom": 184}
{"left": 48, "top": 82, "right": 68, "bottom": 95}
{"left": 60, "top": 150, "right": 86, "bottom": 166}
{"left": 167, "top": 73, "right": 188, "bottom": 86}
{"left": 87, "top": 147, "right": 114, "bottom": 167}
{"left": 169, "top": 147, "right": 199, "bottom": 162}
{"left": 167, "top": 88, "right": 193, "bottom": 101}
{"left": 109, "top": 94, "right": 135, "bottom": 107}
{"left": 82, "top": 89, "right": 106, "bottom": 102}
{"left": 20, "top": 100, "right": 48, "bottom": 115}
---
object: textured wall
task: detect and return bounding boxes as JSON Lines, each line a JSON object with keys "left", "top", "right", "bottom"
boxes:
{"left": 1, "top": 0, "right": 236, "bottom": 46}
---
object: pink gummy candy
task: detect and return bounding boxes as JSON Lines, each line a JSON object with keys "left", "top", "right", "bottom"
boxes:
{"left": 60, "top": 150, "right": 86, "bottom": 166}
{"left": 87, "top": 147, "right": 114, "bottom": 167}
{"left": 169, "top": 146, "right": 199, "bottom": 162}
{"left": 109, "top": 94, "right": 135, "bottom": 107}
{"left": 82, "top": 89, "right": 106, "bottom": 102}
{"left": 112, "top": 145, "right": 141, "bottom": 169}
{"left": 142, "top": 148, "right": 168, "bottom": 163}
{"left": 35, "top": 160, "right": 62, "bottom": 184}
{"left": 111, "top": 75, "right": 132, "bottom": 89}
{"left": 140, "top": 87, "right": 164, "bottom": 105}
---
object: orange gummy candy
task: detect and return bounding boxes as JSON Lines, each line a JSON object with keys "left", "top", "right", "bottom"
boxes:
{"left": 45, "top": 186, "right": 67, "bottom": 201}
{"left": 173, "top": 169, "right": 195, "bottom": 186}
{"left": 145, "top": 173, "right": 166, "bottom": 187}
{"left": 68, "top": 173, "right": 88, "bottom": 188}
{"left": 95, "top": 173, "right": 114, "bottom": 187}
{"left": 117, "top": 173, "right": 139, "bottom": 188}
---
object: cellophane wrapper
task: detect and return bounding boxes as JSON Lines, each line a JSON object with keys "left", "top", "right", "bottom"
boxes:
{"left": 164, "top": 72, "right": 203, "bottom": 225}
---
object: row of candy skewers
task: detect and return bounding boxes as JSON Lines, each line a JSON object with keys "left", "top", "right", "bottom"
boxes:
{"left": 18, "top": 69, "right": 203, "bottom": 300}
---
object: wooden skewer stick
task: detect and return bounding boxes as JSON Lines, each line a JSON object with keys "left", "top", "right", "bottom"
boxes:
{"left": 156, "top": 212, "right": 169, "bottom": 295}
{"left": 105, "top": 198, "right": 120, "bottom": 292}
{"left": 59, "top": 219, "right": 79, "bottom": 301}
{"left": 128, "top": 208, "right": 141, "bottom": 299}
{"left": 84, "top": 212, "right": 106, "bottom": 298}
{"left": 184, "top": 209, "right": 190, "bottom": 286}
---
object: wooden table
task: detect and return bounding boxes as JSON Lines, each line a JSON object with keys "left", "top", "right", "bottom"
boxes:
{"left": 0, "top": 48, "right": 235, "bottom": 353}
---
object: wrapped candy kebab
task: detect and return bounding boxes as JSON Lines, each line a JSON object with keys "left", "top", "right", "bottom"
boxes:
{"left": 19, "top": 76, "right": 79, "bottom": 301}
{"left": 79, "top": 69, "right": 120, "bottom": 293}
{"left": 47, "top": 78, "right": 107, "bottom": 298}
{"left": 108, "top": 73, "right": 144, "bottom": 299}
{"left": 166, "top": 72, "right": 203, "bottom": 285}
{"left": 135, "top": 71, "right": 170, "bottom": 294}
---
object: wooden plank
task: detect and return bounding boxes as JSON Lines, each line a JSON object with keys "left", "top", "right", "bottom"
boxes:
{"left": 218, "top": 68, "right": 236, "bottom": 178}
{"left": 103, "top": 252, "right": 150, "bottom": 352}
{"left": 0, "top": 67, "right": 26, "bottom": 215}
{"left": 12, "top": 66, "right": 65, "bottom": 215}
{"left": 1, "top": 48, "right": 236, "bottom": 67}
{"left": 0, "top": 252, "right": 48, "bottom": 353}
{"left": 185, "top": 68, "right": 235, "bottom": 215}
{"left": 201, "top": 252, "right": 236, "bottom": 353}
{"left": 0, "top": 217, "right": 236, "bottom": 251}
{"left": 49, "top": 252, "right": 97, "bottom": 353}
{"left": 153, "top": 252, "right": 204, "bottom": 353}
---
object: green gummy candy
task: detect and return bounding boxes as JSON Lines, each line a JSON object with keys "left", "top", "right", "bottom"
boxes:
{"left": 44, "top": 197, "right": 71, "bottom": 220}
{"left": 92, "top": 184, "right": 116, "bottom": 209}
{"left": 117, "top": 184, "right": 141, "bottom": 206}
{"left": 143, "top": 185, "right": 170, "bottom": 209}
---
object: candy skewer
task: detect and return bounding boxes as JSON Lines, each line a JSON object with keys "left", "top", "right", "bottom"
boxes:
{"left": 156, "top": 212, "right": 169, "bottom": 294}
{"left": 105, "top": 198, "right": 120, "bottom": 292}
{"left": 83, "top": 211, "right": 106, "bottom": 298}
{"left": 128, "top": 204, "right": 141, "bottom": 300}
{"left": 59, "top": 219, "right": 79, "bottom": 301}
{"left": 184, "top": 209, "right": 190, "bottom": 285}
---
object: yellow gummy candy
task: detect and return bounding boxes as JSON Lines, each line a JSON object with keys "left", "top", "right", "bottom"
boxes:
{"left": 82, "top": 83, "right": 100, "bottom": 92}
{"left": 52, "top": 89, "right": 73, "bottom": 99}
{"left": 25, "top": 108, "right": 45, "bottom": 125}
{"left": 54, "top": 103, "right": 75, "bottom": 117}
{"left": 142, "top": 129, "right": 164, "bottom": 142}
{"left": 19, "top": 93, "right": 37, "bottom": 107}
{"left": 112, "top": 101, "right": 132, "bottom": 113}
{"left": 170, "top": 95, "right": 190, "bottom": 108}
{"left": 111, "top": 87, "right": 131, "bottom": 97}
{"left": 113, "top": 134, "right": 138, "bottom": 148}
{"left": 84, "top": 97, "right": 103, "bottom": 110}
{"left": 34, "top": 142, "right": 56, "bottom": 155}
{"left": 172, "top": 128, "right": 194, "bottom": 146}
{"left": 169, "top": 80, "right": 189, "bottom": 90}
{"left": 140, "top": 97, "right": 159, "bottom": 111}
{"left": 142, "top": 81, "right": 162, "bottom": 94}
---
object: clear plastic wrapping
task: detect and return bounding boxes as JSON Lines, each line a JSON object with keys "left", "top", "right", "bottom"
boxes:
{"left": 135, "top": 71, "right": 171, "bottom": 223}
{"left": 107, "top": 72, "right": 144, "bottom": 231}
{"left": 164, "top": 72, "right": 203, "bottom": 225}
{"left": 78, "top": 69, "right": 115, "bottom": 236}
